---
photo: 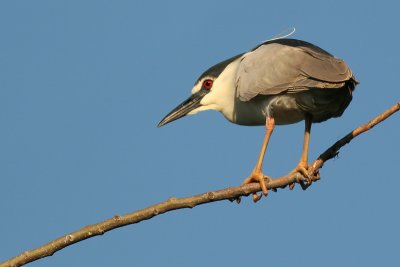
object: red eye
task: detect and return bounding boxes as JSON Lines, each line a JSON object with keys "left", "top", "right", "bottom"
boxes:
{"left": 203, "top": 79, "right": 213, "bottom": 90}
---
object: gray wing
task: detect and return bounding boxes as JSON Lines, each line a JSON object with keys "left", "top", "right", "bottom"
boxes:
{"left": 236, "top": 39, "right": 354, "bottom": 101}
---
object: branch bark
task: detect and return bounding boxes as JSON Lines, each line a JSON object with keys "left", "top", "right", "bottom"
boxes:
{"left": 1, "top": 102, "right": 399, "bottom": 267}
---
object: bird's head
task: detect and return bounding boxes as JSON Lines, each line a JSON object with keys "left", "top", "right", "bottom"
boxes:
{"left": 157, "top": 54, "right": 243, "bottom": 127}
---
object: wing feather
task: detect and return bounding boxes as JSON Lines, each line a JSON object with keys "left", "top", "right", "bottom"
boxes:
{"left": 236, "top": 39, "right": 355, "bottom": 101}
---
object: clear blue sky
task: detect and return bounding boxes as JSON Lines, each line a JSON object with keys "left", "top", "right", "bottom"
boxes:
{"left": 1, "top": 1, "right": 399, "bottom": 266}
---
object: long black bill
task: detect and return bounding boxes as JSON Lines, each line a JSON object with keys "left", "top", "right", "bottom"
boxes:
{"left": 157, "top": 90, "right": 207, "bottom": 127}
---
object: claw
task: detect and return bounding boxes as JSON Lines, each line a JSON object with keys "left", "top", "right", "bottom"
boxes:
{"left": 242, "top": 172, "right": 269, "bottom": 195}
{"left": 242, "top": 172, "right": 270, "bottom": 202}
{"left": 229, "top": 197, "right": 242, "bottom": 204}
{"left": 295, "top": 165, "right": 310, "bottom": 179}
{"left": 290, "top": 162, "right": 313, "bottom": 185}
{"left": 252, "top": 193, "right": 262, "bottom": 202}
{"left": 236, "top": 197, "right": 241, "bottom": 204}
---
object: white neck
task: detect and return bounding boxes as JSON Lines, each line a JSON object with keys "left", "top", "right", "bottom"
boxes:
{"left": 199, "top": 59, "right": 241, "bottom": 122}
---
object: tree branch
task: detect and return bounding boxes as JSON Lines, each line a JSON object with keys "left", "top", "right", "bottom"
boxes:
{"left": 311, "top": 102, "right": 400, "bottom": 173}
{"left": 1, "top": 102, "right": 399, "bottom": 267}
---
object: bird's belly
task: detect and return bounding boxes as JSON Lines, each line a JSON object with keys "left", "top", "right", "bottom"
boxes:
{"left": 230, "top": 88, "right": 352, "bottom": 126}
{"left": 231, "top": 95, "right": 304, "bottom": 126}
{"left": 265, "top": 95, "right": 305, "bottom": 125}
{"left": 265, "top": 89, "right": 353, "bottom": 124}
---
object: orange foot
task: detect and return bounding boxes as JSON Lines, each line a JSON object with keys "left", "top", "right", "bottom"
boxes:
{"left": 242, "top": 169, "right": 270, "bottom": 202}
{"left": 289, "top": 162, "right": 312, "bottom": 188}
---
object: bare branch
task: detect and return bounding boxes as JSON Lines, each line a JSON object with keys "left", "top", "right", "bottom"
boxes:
{"left": 1, "top": 102, "right": 399, "bottom": 267}
{"left": 310, "top": 102, "right": 400, "bottom": 173}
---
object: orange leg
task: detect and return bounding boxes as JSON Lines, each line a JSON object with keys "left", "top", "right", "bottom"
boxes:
{"left": 242, "top": 116, "right": 275, "bottom": 202}
{"left": 290, "top": 114, "right": 312, "bottom": 180}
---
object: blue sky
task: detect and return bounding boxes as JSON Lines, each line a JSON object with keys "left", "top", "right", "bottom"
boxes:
{"left": 1, "top": 1, "right": 399, "bottom": 266}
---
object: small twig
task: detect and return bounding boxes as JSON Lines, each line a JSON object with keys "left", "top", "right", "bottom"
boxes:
{"left": 310, "top": 102, "right": 400, "bottom": 173}
{"left": 1, "top": 102, "right": 398, "bottom": 267}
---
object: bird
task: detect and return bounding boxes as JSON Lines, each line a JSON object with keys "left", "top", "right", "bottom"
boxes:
{"left": 158, "top": 31, "right": 358, "bottom": 202}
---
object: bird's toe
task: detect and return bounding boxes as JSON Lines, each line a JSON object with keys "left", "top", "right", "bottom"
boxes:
{"left": 242, "top": 170, "right": 270, "bottom": 202}
{"left": 290, "top": 163, "right": 313, "bottom": 186}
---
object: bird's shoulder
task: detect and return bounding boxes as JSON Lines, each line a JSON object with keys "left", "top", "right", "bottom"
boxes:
{"left": 252, "top": 38, "right": 332, "bottom": 56}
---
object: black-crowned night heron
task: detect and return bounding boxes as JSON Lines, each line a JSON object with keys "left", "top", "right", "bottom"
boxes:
{"left": 158, "top": 32, "right": 358, "bottom": 201}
